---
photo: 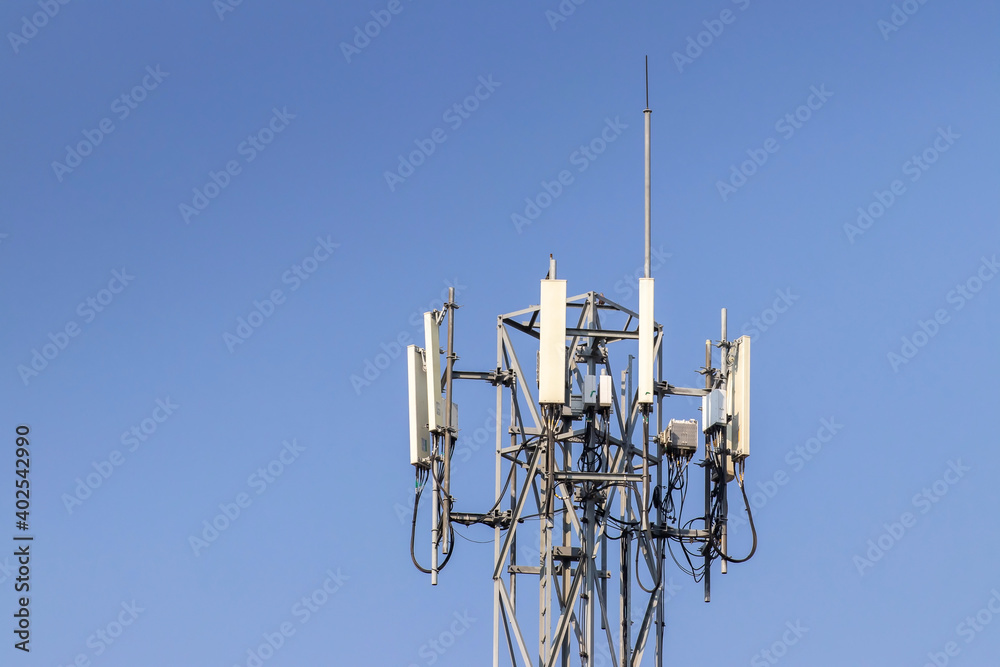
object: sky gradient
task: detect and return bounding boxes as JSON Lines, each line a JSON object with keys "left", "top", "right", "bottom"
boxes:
{"left": 2, "top": 1, "right": 999, "bottom": 665}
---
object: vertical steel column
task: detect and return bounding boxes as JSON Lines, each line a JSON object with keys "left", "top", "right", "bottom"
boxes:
{"left": 703, "top": 440, "right": 710, "bottom": 603}
{"left": 641, "top": 409, "right": 650, "bottom": 531}
{"left": 431, "top": 431, "right": 440, "bottom": 586}
{"left": 644, "top": 60, "right": 652, "bottom": 280}
{"left": 584, "top": 494, "right": 596, "bottom": 665}
{"left": 443, "top": 288, "right": 456, "bottom": 554}
{"left": 493, "top": 318, "right": 503, "bottom": 667}
{"left": 584, "top": 317, "right": 596, "bottom": 665}
{"left": 561, "top": 443, "right": 572, "bottom": 667}
{"left": 540, "top": 406, "right": 554, "bottom": 666}
{"left": 720, "top": 309, "right": 728, "bottom": 576}
{"left": 655, "top": 335, "right": 664, "bottom": 667}
{"left": 619, "top": 440, "right": 631, "bottom": 666}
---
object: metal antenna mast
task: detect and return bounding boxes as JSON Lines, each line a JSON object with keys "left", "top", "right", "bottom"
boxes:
{"left": 644, "top": 55, "right": 651, "bottom": 281}
{"left": 406, "top": 62, "right": 758, "bottom": 666}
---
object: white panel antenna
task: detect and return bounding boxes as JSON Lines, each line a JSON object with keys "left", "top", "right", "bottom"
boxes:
{"left": 407, "top": 345, "right": 431, "bottom": 466}
{"left": 637, "top": 277, "right": 654, "bottom": 404}
{"left": 424, "top": 311, "right": 442, "bottom": 432}
{"left": 539, "top": 279, "right": 567, "bottom": 404}
{"left": 598, "top": 370, "right": 613, "bottom": 408}
{"left": 728, "top": 335, "right": 751, "bottom": 458}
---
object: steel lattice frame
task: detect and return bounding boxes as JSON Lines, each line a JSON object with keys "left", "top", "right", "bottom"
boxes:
{"left": 489, "top": 290, "right": 669, "bottom": 667}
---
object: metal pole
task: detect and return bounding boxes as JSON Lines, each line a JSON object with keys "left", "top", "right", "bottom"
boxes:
{"left": 644, "top": 56, "right": 652, "bottom": 280}
{"left": 541, "top": 406, "right": 554, "bottom": 666}
{"left": 620, "top": 458, "right": 631, "bottom": 667}
{"left": 493, "top": 318, "right": 504, "bottom": 667}
{"left": 644, "top": 109, "right": 651, "bottom": 279}
{"left": 431, "top": 434, "right": 440, "bottom": 586}
{"left": 641, "top": 408, "right": 650, "bottom": 532}
{"left": 655, "top": 334, "right": 664, "bottom": 666}
{"left": 627, "top": 355, "right": 634, "bottom": 409}
{"left": 561, "top": 443, "right": 572, "bottom": 667}
{"left": 584, "top": 497, "right": 596, "bottom": 665}
{"left": 720, "top": 309, "right": 731, "bottom": 575}
{"left": 703, "top": 449, "right": 710, "bottom": 602}
{"left": 600, "top": 432, "right": 608, "bottom": 635}
{"left": 443, "top": 288, "right": 456, "bottom": 553}
{"left": 705, "top": 340, "right": 712, "bottom": 390}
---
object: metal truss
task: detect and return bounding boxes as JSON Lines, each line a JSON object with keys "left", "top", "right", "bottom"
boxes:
{"left": 489, "top": 290, "right": 669, "bottom": 667}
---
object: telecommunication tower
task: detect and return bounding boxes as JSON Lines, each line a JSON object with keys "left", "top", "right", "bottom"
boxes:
{"left": 406, "top": 64, "right": 757, "bottom": 666}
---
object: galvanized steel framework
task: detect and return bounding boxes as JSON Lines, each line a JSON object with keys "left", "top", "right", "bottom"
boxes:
{"left": 488, "top": 290, "right": 669, "bottom": 667}
{"left": 418, "top": 279, "right": 745, "bottom": 666}
{"left": 415, "top": 66, "right": 753, "bottom": 665}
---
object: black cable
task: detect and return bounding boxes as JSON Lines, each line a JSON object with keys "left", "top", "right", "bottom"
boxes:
{"left": 713, "top": 474, "right": 757, "bottom": 563}
{"left": 516, "top": 507, "right": 567, "bottom": 522}
{"left": 471, "top": 434, "right": 536, "bottom": 525}
{"left": 677, "top": 516, "right": 708, "bottom": 571}
{"left": 636, "top": 537, "right": 657, "bottom": 593}
{"left": 453, "top": 526, "right": 493, "bottom": 544}
{"left": 578, "top": 415, "right": 603, "bottom": 472}
{"left": 634, "top": 523, "right": 663, "bottom": 593}
{"left": 666, "top": 538, "right": 698, "bottom": 578}
{"left": 409, "top": 477, "right": 455, "bottom": 574}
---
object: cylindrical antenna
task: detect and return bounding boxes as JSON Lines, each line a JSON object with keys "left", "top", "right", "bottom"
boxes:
{"left": 644, "top": 57, "right": 652, "bottom": 279}
{"left": 549, "top": 253, "right": 556, "bottom": 280}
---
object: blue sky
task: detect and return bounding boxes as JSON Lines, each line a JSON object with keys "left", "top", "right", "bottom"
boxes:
{"left": 2, "top": 1, "right": 998, "bottom": 665}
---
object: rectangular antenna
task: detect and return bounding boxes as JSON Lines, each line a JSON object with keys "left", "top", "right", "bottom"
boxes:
{"left": 638, "top": 278, "right": 654, "bottom": 404}
{"left": 424, "top": 311, "right": 442, "bottom": 432}
{"left": 407, "top": 345, "right": 431, "bottom": 466}
{"left": 539, "top": 278, "right": 567, "bottom": 404}
{"left": 728, "top": 335, "right": 751, "bottom": 458}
